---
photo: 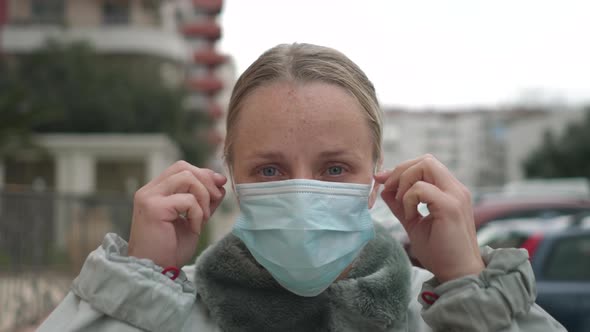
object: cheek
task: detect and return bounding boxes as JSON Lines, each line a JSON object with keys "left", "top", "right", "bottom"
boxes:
{"left": 230, "top": 163, "right": 249, "bottom": 184}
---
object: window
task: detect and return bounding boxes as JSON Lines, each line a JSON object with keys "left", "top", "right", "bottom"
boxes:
{"left": 31, "top": 0, "right": 64, "bottom": 24}
{"left": 96, "top": 161, "right": 145, "bottom": 194}
{"left": 102, "top": 0, "right": 130, "bottom": 25}
{"left": 543, "top": 234, "right": 590, "bottom": 281}
{"left": 4, "top": 158, "right": 55, "bottom": 191}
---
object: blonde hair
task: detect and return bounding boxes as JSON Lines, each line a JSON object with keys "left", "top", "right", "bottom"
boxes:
{"left": 223, "top": 43, "right": 383, "bottom": 165}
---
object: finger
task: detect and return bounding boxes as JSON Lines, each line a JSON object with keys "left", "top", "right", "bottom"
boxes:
{"left": 151, "top": 167, "right": 227, "bottom": 221}
{"left": 374, "top": 168, "right": 394, "bottom": 184}
{"left": 161, "top": 194, "right": 204, "bottom": 234}
{"left": 380, "top": 160, "right": 421, "bottom": 207}
{"left": 144, "top": 161, "right": 226, "bottom": 198}
{"left": 381, "top": 190, "right": 406, "bottom": 224}
{"left": 209, "top": 186, "right": 226, "bottom": 217}
{"left": 191, "top": 170, "right": 226, "bottom": 217}
{"left": 401, "top": 181, "right": 444, "bottom": 231}
{"left": 396, "top": 160, "right": 435, "bottom": 201}
{"left": 212, "top": 172, "right": 228, "bottom": 186}
{"left": 191, "top": 168, "right": 225, "bottom": 201}
{"left": 154, "top": 170, "right": 211, "bottom": 220}
{"left": 381, "top": 155, "right": 427, "bottom": 193}
{"left": 400, "top": 156, "right": 461, "bottom": 197}
{"left": 144, "top": 160, "right": 195, "bottom": 190}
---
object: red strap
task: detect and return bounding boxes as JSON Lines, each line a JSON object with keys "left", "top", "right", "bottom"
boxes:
{"left": 162, "top": 267, "right": 180, "bottom": 281}
{"left": 421, "top": 291, "right": 440, "bottom": 305}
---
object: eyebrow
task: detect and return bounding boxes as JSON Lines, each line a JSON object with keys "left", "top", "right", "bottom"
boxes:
{"left": 245, "top": 149, "right": 363, "bottom": 163}
{"left": 245, "top": 151, "right": 288, "bottom": 162}
{"left": 317, "top": 149, "right": 361, "bottom": 160}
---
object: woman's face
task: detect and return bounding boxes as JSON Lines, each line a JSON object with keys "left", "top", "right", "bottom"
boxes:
{"left": 231, "top": 80, "right": 378, "bottom": 198}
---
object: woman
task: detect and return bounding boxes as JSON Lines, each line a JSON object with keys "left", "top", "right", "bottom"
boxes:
{"left": 39, "top": 43, "right": 565, "bottom": 331}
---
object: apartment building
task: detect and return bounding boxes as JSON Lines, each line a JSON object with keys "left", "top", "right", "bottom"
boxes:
{"left": 0, "top": 0, "right": 233, "bottom": 249}
{"left": 0, "top": 0, "right": 230, "bottom": 195}
{"left": 382, "top": 107, "right": 586, "bottom": 190}
{"left": 382, "top": 109, "right": 508, "bottom": 189}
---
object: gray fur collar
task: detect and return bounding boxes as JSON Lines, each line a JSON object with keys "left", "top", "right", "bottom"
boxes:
{"left": 194, "top": 225, "right": 411, "bottom": 331}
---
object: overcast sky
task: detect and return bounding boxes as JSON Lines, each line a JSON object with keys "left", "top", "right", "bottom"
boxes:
{"left": 219, "top": 0, "right": 590, "bottom": 108}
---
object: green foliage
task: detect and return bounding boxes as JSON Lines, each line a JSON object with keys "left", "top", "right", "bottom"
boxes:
{"left": 523, "top": 107, "right": 590, "bottom": 180}
{"left": 0, "top": 40, "right": 212, "bottom": 164}
{"left": 0, "top": 60, "right": 54, "bottom": 158}
{"left": 0, "top": 249, "right": 12, "bottom": 267}
{"left": 48, "top": 247, "right": 70, "bottom": 266}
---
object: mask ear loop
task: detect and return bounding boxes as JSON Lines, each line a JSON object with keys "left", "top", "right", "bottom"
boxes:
{"left": 222, "top": 159, "right": 236, "bottom": 192}
{"left": 371, "top": 162, "right": 381, "bottom": 191}
{"left": 223, "top": 162, "right": 241, "bottom": 205}
{"left": 368, "top": 165, "right": 379, "bottom": 208}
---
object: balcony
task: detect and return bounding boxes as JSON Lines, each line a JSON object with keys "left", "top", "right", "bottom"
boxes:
{"left": 193, "top": 49, "right": 226, "bottom": 66}
{"left": 192, "top": 0, "right": 223, "bottom": 14}
{"left": 187, "top": 76, "right": 224, "bottom": 94}
{"left": 181, "top": 20, "right": 221, "bottom": 40}
{"left": 206, "top": 128, "right": 224, "bottom": 146}
{"left": 0, "top": 26, "right": 190, "bottom": 62}
{"left": 183, "top": 96, "right": 224, "bottom": 119}
{"left": 207, "top": 103, "right": 224, "bottom": 119}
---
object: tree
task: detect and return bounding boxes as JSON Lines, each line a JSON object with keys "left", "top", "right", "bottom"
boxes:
{"left": 0, "top": 40, "right": 212, "bottom": 164}
{"left": 0, "top": 59, "right": 55, "bottom": 158}
{"left": 523, "top": 107, "right": 590, "bottom": 180}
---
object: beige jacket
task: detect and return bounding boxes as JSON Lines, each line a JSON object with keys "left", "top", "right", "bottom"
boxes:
{"left": 39, "top": 231, "right": 565, "bottom": 332}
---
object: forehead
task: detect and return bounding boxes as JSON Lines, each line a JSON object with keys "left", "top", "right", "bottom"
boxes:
{"left": 232, "top": 81, "right": 373, "bottom": 158}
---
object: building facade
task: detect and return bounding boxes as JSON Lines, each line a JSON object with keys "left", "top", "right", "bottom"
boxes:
{"left": 382, "top": 109, "right": 509, "bottom": 189}
{"left": 382, "top": 106, "right": 587, "bottom": 191}
{"left": 0, "top": 0, "right": 231, "bottom": 195}
{"left": 175, "top": 0, "right": 230, "bottom": 168}
{"left": 0, "top": 0, "right": 236, "bottom": 250}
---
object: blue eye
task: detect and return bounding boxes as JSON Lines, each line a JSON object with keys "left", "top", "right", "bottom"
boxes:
{"left": 261, "top": 167, "right": 278, "bottom": 177}
{"left": 327, "top": 166, "right": 343, "bottom": 176}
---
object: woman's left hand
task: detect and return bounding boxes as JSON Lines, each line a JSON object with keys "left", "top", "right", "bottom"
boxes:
{"left": 374, "top": 154, "right": 485, "bottom": 283}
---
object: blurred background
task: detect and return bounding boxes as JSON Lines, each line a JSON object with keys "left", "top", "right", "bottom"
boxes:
{"left": 0, "top": 0, "right": 589, "bottom": 331}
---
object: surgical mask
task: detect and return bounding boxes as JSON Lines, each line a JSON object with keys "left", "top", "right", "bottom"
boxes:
{"left": 232, "top": 179, "right": 375, "bottom": 297}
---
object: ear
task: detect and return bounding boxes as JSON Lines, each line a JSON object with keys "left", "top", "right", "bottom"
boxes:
{"left": 224, "top": 163, "right": 240, "bottom": 204}
{"left": 368, "top": 153, "right": 384, "bottom": 209}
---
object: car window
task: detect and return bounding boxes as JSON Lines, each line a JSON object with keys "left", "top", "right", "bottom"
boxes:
{"left": 477, "top": 228, "right": 530, "bottom": 249}
{"left": 543, "top": 234, "right": 590, "bottom": 281}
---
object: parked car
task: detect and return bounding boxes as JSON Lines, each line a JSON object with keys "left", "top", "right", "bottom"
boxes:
{"left": 532, "top": 228, "right": 590, "bottom": 332}
{"left": 476, "top": 214, "right": 581, "bottom": 250}
{"left": 473, "top": 196, "right": 590, "bottom": 229}
{"left": 478, "top": 213, "right": 590, "bottom": 332}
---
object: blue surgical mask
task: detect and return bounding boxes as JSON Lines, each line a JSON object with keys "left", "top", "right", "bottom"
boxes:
{"left": 232, "top": 179, "right": 375, "bottom": 297}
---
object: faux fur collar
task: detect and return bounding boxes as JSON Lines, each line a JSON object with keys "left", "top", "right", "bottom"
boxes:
{"left": 194, "top": 225, "right": 411, "bottom": 331}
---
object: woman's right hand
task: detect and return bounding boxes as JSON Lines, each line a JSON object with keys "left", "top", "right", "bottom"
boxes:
{"left": 128, "top": 161, "right": 227, "bottom": 268}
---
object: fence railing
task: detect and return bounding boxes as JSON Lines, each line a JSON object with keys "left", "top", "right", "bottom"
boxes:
{"left": 0, "top": 190, "right": 133, "bottom": 331}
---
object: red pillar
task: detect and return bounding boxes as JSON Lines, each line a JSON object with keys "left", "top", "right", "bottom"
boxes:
{"left": 0, "top": 0, "right": 7, "bottom": 57}
{"left": 0, "top": 0, "right": 7, "bottom": 26}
